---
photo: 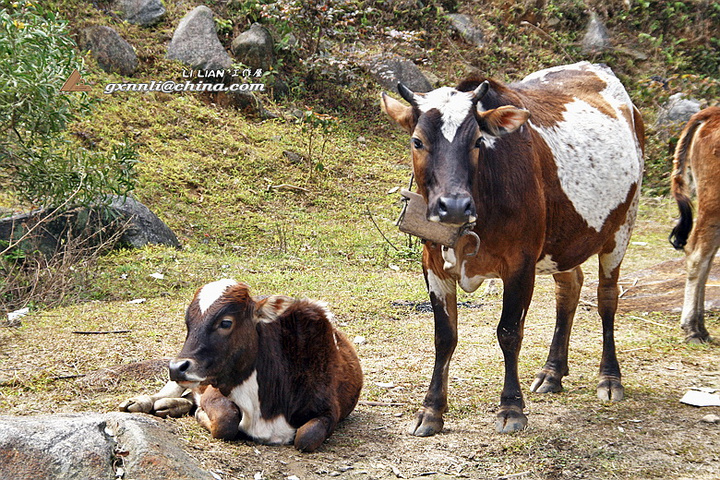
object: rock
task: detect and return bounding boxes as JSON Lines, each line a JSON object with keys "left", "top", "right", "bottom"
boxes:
{"left": 656, "top": 93, "right": 702, "bottom": 128}
{"left": 231, "top": 23, "right": 274, "bottom": 72}
{"left": 368, "top": 54, "right": 432, "bottom": 95}
{"left": 167, "top": 6, "right": 232, "bottom": 71}
{"left": 81, "top": 26, "right": 138, "bottom": 76}
{"left": 701, "top": 414, "right": 720, "bottom": 424}
{"left": 0, "top": 195, "right": 180, "bottom": 257}
{"left": 582, "top": 12, "right": 611, "bottom": 54}
{"left": 0, "top": 413, "right": 213, "bottom": 480}
{"left": 446, "top": 13, "right": 484, "bottom": 47}
{"left": 112, "top": 0, "right": 165, "bottom": 26}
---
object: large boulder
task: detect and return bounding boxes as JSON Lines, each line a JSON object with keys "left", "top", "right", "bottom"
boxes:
{"left": 81, "top": 26, "right": 138, "bottom": 76}
{"left": 0, "top": 195, "right": 180, "bottom": 256}
{"left": 166, "top": 6, "right": 232, "bottom": 71}
{"left": 0, "top": 413, "right": 213, "bottom": 480}
{"left": 231, "top": 23, "right": 274, "bottom": 71}
{"left": 112, "top": 0, "right": 166, "bottom": 26}
{"left": 656, "top": 93, "right": 702, "bottom": 128}
{"left": 582, "top": 12, "right": 611, "bottom": 54}
{"left": 368, "top": 54, "right": 432, "bottom": 95}
{"left": 446, "top": 13, "right": 484, "bottom": 47}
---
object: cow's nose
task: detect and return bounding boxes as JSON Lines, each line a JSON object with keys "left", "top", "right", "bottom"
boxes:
{"left": 437, "top": 195, "right": 475, "bottom": 225}
{"left": 169, "top": 358, "right": 194, "bottom": 382}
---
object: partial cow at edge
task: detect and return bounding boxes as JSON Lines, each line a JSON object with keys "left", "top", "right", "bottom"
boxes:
{"left": 382, "top": 62, "right": 644, "bottom": 435}
{"left": 669, "top": 106, "right": 720, "bottom": 344}
{"left": 120, "top": 279, "right": 363, "bottom": 452}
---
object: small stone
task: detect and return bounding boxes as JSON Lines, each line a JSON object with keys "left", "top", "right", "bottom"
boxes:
{"left": 700, "top": 414, "right": 720, "bottom": 424}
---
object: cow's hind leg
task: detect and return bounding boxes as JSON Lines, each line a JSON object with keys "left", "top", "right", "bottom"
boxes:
{"left": 196, "top": 385, "right": 241, "bottom": 440}
{"left": 596, "top": 254, "right": 624, "bottom": 402}
{"left": 294, "top": 414, "right": 336, "bottom": 452}
{"left": 531, "top": 266, "right": 583, "bottom": 394}
{"left": 681, "top": 240, "right": 718, "bottom": 343}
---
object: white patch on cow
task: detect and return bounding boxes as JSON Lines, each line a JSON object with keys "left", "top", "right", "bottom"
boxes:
{"left": 442, "top": 247, "right": 457, "bottom": 270}
{"left": 426, "top": 269, "right": 455, "bottom": 315}
{"left": 529, "top": 95, "right": 642, "bottom": 232}
{"left": 536, "top": 255, "right": 560, "bottom": 275}
{"left": 457, "top": 268, "right": 489, "bottom": 293}
{"left": 229, "top": 370, "right": 296, "bottom": 445}
{"left": 416, "top": 87, "right": 474, "bottom": 142}
{"left": 480, "top": 134, "right": 498, "bottom": 149}
{"left": 521, "top": 61, "right": 595, "bottom": 85}
{"left": 198, "top": 279, "right": 238, "bottom": 314}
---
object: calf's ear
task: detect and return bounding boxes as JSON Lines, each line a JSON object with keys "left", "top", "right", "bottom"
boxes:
{"left": 381, "top": 93, "right": 417, "bottom": 133}
{"left": 254, "top": 295, "right": 295, "bottom": 323}
{"left": 478, "top": 105, "right": 530, "bottom": 137}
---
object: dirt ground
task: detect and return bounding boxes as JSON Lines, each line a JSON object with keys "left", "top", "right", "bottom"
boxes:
{"left": 2, "top": 254, "right": 719, "bottom": 480}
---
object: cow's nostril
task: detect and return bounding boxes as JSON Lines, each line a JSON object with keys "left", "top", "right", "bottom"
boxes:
{"left": 169, "top": 359, "right": 193, "bottom": 381}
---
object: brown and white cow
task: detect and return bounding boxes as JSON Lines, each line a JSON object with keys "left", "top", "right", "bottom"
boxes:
{"left": 120, "top": 279, "right": 363, "bottom": 452}
{"left": 669, "top": 106, "right": 720, "bottom": 343}
{"left": 381, "top": 62, "right": 644, "bottom": 435}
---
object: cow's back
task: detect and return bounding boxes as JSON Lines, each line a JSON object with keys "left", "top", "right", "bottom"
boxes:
{"left": 511, "top": 62, "right": 644, "bottom": 270}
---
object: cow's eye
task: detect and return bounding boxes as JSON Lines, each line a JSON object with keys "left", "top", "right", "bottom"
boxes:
{"left": 474, "top": 137, "right": 483, "bottom": 148}
{"left": 218, "top": 317, "right": 233, "bottom": 330}
{"left": 412, "top": 137, "right": 424, "bottom": 150}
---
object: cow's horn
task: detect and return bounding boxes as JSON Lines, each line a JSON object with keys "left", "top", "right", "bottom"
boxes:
{"left": 472, "top": 81, "right": 489, "bottom": 102}
{"left": 397, "top": 83, "right": 417, "bottom": 105}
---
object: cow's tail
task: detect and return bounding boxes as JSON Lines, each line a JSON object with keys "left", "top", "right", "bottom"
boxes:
{"left": 669, "top": 116, "right": 703, "bottom": 250}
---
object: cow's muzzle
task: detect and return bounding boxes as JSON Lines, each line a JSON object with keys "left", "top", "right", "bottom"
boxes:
{"left": 433, "top": 194, "right": 476, "bottom": 226}
{"left": 169, "top": 358, "right": 205, "bottom": 386}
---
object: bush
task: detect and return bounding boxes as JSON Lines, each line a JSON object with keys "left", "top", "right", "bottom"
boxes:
{"left": 0, "top": 0, "right": 136, "bottom": 210}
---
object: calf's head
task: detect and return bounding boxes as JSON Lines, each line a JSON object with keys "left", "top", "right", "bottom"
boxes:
{"left": 169, "top": 279, "right": 293, "bottom": 394}
{"left": 381, "top": 81, "right": 530, "bottom": 226}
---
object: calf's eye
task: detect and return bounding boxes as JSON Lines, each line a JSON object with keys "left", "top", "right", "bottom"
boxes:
{"left": 475, "top": 137, "right": 483, "bottom": 148}
{"left": 218, "top": 318, "right": 233, "bottom": 329}
{"left": 412, "top": 137, "right": 424, "bottom": 150}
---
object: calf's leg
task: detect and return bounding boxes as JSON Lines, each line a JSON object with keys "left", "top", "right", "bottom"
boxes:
{"left": 196, "top": 385, "right": 241, "bottom": 440}
{"left": 294, "top": 415, "right": 336, "bottom": 453}
{"left": 531, "top": 266, "right": 583, "bottom": 394}
{"left": 681, "top": 239, "right": 718, "bottom": 343}
{"left": 119, "top": 380, "right": 193, "bottom": 417}
{"left": 596, "top": 255, "right": 624, "bottom": 402}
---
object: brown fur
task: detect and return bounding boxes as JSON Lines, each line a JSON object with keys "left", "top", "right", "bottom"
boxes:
{"left": 669, "top": 106, "right": 720, "bottom": 342}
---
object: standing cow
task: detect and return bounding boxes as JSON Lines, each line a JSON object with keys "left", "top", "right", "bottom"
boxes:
{"left": 669, "top": 106, "right": 720, "bottom": 343}
{"left": 382, "top": 62, "right": 644, "bottom": 434}
{"left": 120, "top": 279, "right": 363, "bottom": 452}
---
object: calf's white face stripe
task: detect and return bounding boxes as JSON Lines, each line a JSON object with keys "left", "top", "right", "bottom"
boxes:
{"left": 197, "top": 278, "right": 238, "bottom": 314}
{"left": 415, "top": 87, "right": 474, "bottom": 142}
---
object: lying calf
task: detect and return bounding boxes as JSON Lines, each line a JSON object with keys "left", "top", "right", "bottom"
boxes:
{"left": 120, "top": 279, "right": 363, "bottom": 452}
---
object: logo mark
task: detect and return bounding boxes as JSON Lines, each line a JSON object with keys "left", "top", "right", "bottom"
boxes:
{"left": 60, "top": 70, "right": 91, "bottom": 92}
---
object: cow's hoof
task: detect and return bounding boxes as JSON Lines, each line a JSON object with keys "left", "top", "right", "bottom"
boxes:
{"left": 495, "top": 407, "right": 527, "bottom": 433}
{"left": 684, "top": 332, "right": 711, "bottom": 344}
{"left": 408, "top": 408, "right": 444, "bottom": 437}
{"left": 530, "top": 370, "right": 563, "bottom": 394}
{"left": 119, "top": 395, "right": 153, "bottom": 413}
{"left": 153, "top": 397, "right": 194, "bottom": 418}
{"left": 597, "top": 376, "right": 624, "bottom": 402}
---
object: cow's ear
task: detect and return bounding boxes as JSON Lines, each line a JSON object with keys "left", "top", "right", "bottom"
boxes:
{"left": 478, "top": 105, "right": 530, "bottom": 137}
{"left": 381, "top": 93, "right": 417, "bottom": 133}
{"left": 254, "top": 295, "right": 295, "bottom": 323}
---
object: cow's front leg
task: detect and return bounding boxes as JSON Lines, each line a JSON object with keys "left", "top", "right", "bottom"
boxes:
{"left": 196, "top": 385, "right": 241, "bottom": 440}
{"left": 119, "top": 380, "right": 194, "bottom": 418}
{"left": 496, "top": 265, "right": 535, "bottom": 433}
{"left": 409, "top": 253, "right": 458, "bottom": 437}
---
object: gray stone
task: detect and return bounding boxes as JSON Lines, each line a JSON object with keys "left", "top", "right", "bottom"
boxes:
{"left": 0, "top": 413, "right": 213, "bottom": 480}
{"left": 368, "top": 54, "right": 432, "bottom": 95}
{"left": 701, "top": 414, "right": 720, "bottom": 424}
{"left": 582, "top": 12, "right": 611, "bottom": 54}
{"left": 231, "top": 23, "right": 274, "bottom": 71}
{"left": 656, "top": 93, "right": 702, "bottom": 128}
{"left": 167, "top": 6, "right": 232, "bottom": 71}
{"left": 0, "top": 195, "right": 180, "bottom": 257}
{"left": 114, "top": 0, "right": 165, "bottom": 26}
{"left": 446, "top": 13, "right": 484, "bottom": 47}
{"left": 81, "top": 26, "right": 138, "bottom": 76}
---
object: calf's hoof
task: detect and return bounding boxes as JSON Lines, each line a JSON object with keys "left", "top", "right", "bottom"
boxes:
{"left": 530, "top": 370, "right": 563, "bottom": 394}
{"left": 153, "top": 397, "right": 194, "bottom": 418}
{"left": 684, "top": 332, "right": 711, "bottom": 345}
{"left": 495, "top": 407, "right": 527, "bottom": 433}
{"left": 597, "top": 376, "right": 624, "bottom": 402}
{"left": 408, "top": 407, "right": 444, "bottom": 437}
{"left": 119, "top": 395, "right": 153, "bottom": 413}
{"left": 294, "top": 417, "right": 332, "bottom": 453}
